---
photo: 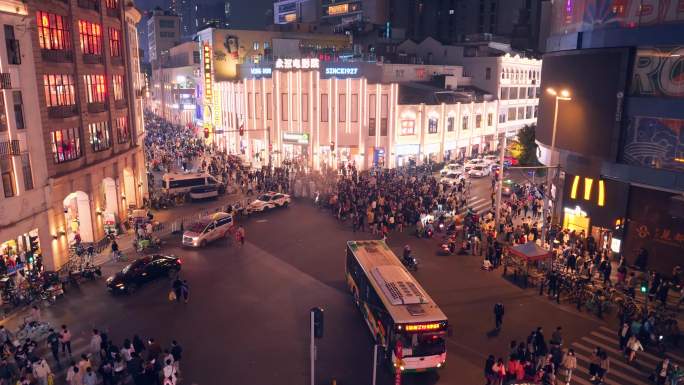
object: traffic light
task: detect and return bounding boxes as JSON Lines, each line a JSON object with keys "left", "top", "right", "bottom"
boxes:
{"left": 204, "top": 127, "right": 209, "bottom": 139}
{"left": 239, "top": 126, "right": 244, "bottom": 136}
{"left": 640, "top": 281, "right": 648, "bottom": 294}
{"left": 330, "top": 141, "right": 335, "bottom": 151}
{"left": 311, "top": 307, "right": 324, "bottom": 339}
{"left": 28, "top": 235, "right": 39, "bottom": 252}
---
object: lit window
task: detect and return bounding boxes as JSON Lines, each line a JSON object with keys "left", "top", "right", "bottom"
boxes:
{"left": 37, "top": 11, "right": 71, "bottom": 51}
{"left": 88, "top": 121, "right": 111, "bottom": 152}
{"left": 83, "top": 74, "right": 107, "bottom": 103}
{"left": 44, "top": 74, "right": 76, "bottom": 107}
{"left": 112, "top": 75, "right": 124, "bottom": 101}
{"left": 116, "top": 116, "right": 129, "bottom": 143}
{"left": 401, "top": 120, "right": 415, "bottom": 135}
{"left": 51, "top": 127, "right": 81, "bottom": 163}
{"left": 109, "top": 28, "right": 121, "bottom": 57}
{"left": 78, "top": 20, "right": 102, "bottom": 55}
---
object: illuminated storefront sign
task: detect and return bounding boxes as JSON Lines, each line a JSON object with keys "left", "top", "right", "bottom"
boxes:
{"left": 569, "top": 175, "right": 606, "bottom": 207}
{"left": 275, "top": 58, "right": 320, "bottom": 70}
{"left": 202, "top": 43, "right": 213, "bottom": 130}
{"left": 283, "top": 132, "right": 309, "bottom": 144}
{"left": 250, "top": 67, "right": 272, "bottom": 76}
{"left": 327, "top": 3, "right": 349, "bottom": 15}
{"left": 325, "top": 67, "right": 359, "bottom": 76}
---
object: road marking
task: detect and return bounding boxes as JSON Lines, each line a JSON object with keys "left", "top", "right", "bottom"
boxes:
{"left": 573, "top": 350, "right": 649, "bottom": 385}
{"left": 572, "top": 341, "right": 653, "bottom": 377}
{"left": 589, "top": 332, "right": 665, "bottom": 364}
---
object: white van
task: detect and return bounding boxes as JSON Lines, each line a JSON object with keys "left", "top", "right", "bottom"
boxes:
{"left": 182, "top": 212, "right": 234, "bottom": 247}
{"left": 162, "top": 172, "right": 222, "bottom": 195}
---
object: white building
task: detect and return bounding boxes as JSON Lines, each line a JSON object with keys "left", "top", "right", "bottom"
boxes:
{"left": 209, "top": 59, "right": 536, "bottom": 170}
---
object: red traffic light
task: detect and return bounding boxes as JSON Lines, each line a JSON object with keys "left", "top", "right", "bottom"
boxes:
{"left": 204, "top": 127, "right": 209, "bottom": 139}
{"left": 239, "top": 126, "right": 244, "bottom": 136}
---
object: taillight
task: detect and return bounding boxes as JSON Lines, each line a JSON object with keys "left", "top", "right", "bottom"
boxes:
{"left": 177, "top": 259, "right": 182, "bottom": 265}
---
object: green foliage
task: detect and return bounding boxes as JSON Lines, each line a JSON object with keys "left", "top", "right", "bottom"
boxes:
{"left": 516, "top": 124, "right": 541, "bottom": 167}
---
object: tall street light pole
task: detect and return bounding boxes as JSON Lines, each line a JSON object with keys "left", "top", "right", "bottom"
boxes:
{"left": 541, "top": 87, "right": 571, "bottom": 246}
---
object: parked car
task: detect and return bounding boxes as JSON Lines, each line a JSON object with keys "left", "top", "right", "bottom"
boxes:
{"left": 182, "top": 212, "right": 234, "bottom": 247}
{"left": 464, "top": 158, "right": 486, "bottom": 171}
{"left": 468, "top": 165, "right": 491, "bottom": 178}
{"left": 106, "top": 254, "right": 181, "bottom": 294}
{"left": 247, "top": 192, "right": 291, "bottom": 213}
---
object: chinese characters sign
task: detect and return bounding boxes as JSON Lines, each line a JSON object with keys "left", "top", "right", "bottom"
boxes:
{"left": 275, "top": 58, "right": 320, "bottom": 70}
{"left": 202, "top": 43, "right": 213, "bottom": 130}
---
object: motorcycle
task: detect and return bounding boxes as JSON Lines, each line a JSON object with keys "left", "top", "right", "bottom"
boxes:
{"left": 402, "top": 255, "right": 419, "bottom": 271}
{"left": 136, "top": 237, "right": 162, "bottom": 254}
{"left": 68, "top": 264, "right": 102, "bottom": 287}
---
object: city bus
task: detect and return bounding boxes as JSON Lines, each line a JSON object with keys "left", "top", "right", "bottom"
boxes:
{"left": 346, "top": 240, "right": 449, "bottom": 373}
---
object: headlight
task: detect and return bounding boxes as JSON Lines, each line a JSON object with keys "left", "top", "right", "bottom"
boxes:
{"left": 115, "top": 283, "right": 125, "bottom": 288}
{"left": 106, "top": 277, "right": 113, "bottom": 284}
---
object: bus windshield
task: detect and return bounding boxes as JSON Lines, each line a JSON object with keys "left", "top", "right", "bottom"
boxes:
{"left": 397, "top": 332, "right": 446, "bottom": 357}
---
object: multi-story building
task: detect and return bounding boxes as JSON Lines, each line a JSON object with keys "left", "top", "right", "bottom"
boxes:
{"left": 208, "top": 57, "right": 537, "bottom": 170}
{"left": 0, "top": 0, "right": 147, "bottom": 270}
{"left": 273, "top": 0, "right": 319, "bottom": 25}
{"left": 175, "top": 0, "right": 231, "bottom": 39}
{"left": 319, "top": 0, "right": 389, "bottom": 34}
{"left": 147, "top": 7, "right": 180, "bottom": 67}
{"left": 537, "top": 0, "right": 684, "bottom": 272}
{"left": 149, "top": 41, "right": 200, "bottom": 125}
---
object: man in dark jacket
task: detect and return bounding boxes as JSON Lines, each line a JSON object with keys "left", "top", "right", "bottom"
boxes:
{"left": 494, "top": 302, "right": 505, "bottom": 330}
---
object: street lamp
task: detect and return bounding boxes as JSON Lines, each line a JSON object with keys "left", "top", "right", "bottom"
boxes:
{"left": 541, "top": 87, "right": 572, "bottom": 246}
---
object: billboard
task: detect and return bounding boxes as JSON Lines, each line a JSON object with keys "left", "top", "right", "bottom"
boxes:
{"left": 550, "top": 0, "right": 684, "bottom": 35}
{"left": 631, "top": 46, "right": 684, "bottom": 98}
{"left": 537, "top": 48, "right": 630, "bottom": 159}
{"left": 621, "top": 116, "right": 684, "bottom": 172}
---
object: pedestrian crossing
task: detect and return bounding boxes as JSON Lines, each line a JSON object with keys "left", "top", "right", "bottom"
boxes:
{"left": 458, "top": 196, "right": 492, "bottom": 216}
{"left": 565, "top": 325, "right": 684, "bottom": 385}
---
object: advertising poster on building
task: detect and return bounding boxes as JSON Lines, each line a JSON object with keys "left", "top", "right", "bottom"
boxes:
{"left": 621, "top": 116, "right": 684, "bottom": 172}
{"left": 631, "top": 46, "right": 684, "bottom": 98}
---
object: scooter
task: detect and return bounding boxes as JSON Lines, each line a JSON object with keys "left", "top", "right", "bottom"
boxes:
{"left": 402, "top": 255, "right": 419, "bottom": 271}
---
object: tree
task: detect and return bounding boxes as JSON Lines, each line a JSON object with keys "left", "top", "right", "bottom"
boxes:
{"left": 516, "top": 124, "right": 541, "bottom": 167}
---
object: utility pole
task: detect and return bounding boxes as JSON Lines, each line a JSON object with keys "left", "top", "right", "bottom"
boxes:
{"left": 494, "top": 128, "right": 507, "bottom": 236}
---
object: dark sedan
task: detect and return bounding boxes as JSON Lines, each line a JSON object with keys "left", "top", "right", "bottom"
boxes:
{"left": 106, "top": 254, "right": 181, "bottom": 294}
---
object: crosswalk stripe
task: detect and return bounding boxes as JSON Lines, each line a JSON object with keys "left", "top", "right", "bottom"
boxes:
{"left": 572, "top": 351, "right": 622, "bottom": 385}
{"left": 589, "top": 331, "right": 667, "bottom": 365}
{"left": 571, "top": 374, "right": 596, "bottom": 385}
{"left": 573, "top": 350, "right": 646, "bottom": 385}
{"left": 572, "top": 341, "right": 649, "bottom": 378}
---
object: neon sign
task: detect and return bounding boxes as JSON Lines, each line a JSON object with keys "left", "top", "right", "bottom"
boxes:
{"left": 250, "top": 67, "right": 272, "bottom": 76}
{"left": 403, "top": 323, "right": 442, "bottom": 332}
{"left": 202, "top": 43, "right": 213, "bottom": 130}
{"left": 275, "top": 58, "right": 320, "bottom": 70}
{"left": 325, "top": 67, "right": 359, "bottom": 76}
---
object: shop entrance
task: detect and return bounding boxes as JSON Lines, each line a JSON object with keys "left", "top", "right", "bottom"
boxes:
{"left": 63, "top": 191, "right": 94, "bottom": 244}
{"left": 1, "top": 229, "right": 42, "bottom": 276}
{"left": 563, "top": 206, "right": 590, "bottom": 234}
{"left": 123, "top": 168, "right": 136, "bottom": 210}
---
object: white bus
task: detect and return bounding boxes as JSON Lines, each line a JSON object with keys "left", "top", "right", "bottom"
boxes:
{"left": 346, "top": 240, "right": 449, "bottom": 373}
{"left": 162, "top": 173, "right": 222, "bottom": 195}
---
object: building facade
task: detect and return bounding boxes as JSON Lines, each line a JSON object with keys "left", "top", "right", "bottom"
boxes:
{"left": 148, "top": 41, "right": 199, "bottom": 125}
{"left": 273, "top": 0, "right": 319, "bottom": 25}
{"left": 0, "top": 0, "right": 147, "bottom": 271}
{"left": 147, "top": 8, "right": 180, "bottom": 67}
{"left": 209, "top": 60, "right": 538, "bottom": 171}
{"left": 537, "top": 0, "right": 684, "bottom": 272}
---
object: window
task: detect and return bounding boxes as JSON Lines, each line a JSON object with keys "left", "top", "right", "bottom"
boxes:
{"left": 4, "top": 25, "right": 20, "bottom": 65}
{"left": 292, "top": 93, "right": 298, "bottom": 121}
{"left": 20, "top": 154, "right": 32, "bottom": 191}
{"left": 534, "top": 105, "right": 539, "bottom": 118}
{"left": 12, "top": 91, "right": 23, "bottom": 129}
{"left": 526, "top": 106, "right": 533, "bottom": 119}
{"left": 51, "top": 127, "right": 81, "bottom": 163}
{"left": 0, "top": 158, "right": 14, "bottom": 197}
{"left": 447, "top": 116, "right": 454, "bottom": 131}
{"left": 302, "top": 94, "right": 308, "bottom": 122}
{"left": 109, "top": 28, "right": 121, "bottom": 57}
{"left": 78, "top": 20, "right": 102, "bottom": 55}
{"left": 351, "top": 94, "right": 358, "bottom": 123}
{"left": 339, "top": 93, "right": 346, "bottom": 122}
{"left": 500, "top": 87, "right": 509, "bottom": 100}
{"left": 266, "top": 93, "right": 272, "bottom": 120}
{"left": 509, "top": 87, "right": 518, "bottom": 99}
{"left": 105, "top": 0, "right": 118, "bottom": 9}
{"left": 520, "top": 87, "right": 527, "bottom": 99}
{"left": 487, "top": 113, "right": 493, "bottom": 127}
{"left": 368, "top": 94, "right": 376, "bottom": 136}
{"left": 485, "top": 67, "right": 491, "bottom": 80}
{"left": 380, "top": 94, "right": 388, "bottom": 135}
{"left": 115, "top": 116, "right": 129, "bottom": 143}
{"left": 247, "top": 92, "right": 253, "bottom": 118}
{"left": 462, "top": 116, "right": 469, "bottom": 130}
{"left": 44, "top": 74, "right": 76, "bottom": 107}
{"left": 527, "top": 87, "right": 534, "bottom": 98}
{"left": 36, "top": 12, "right": 71, "bottom": 51}
{"left": 84, "top": 74, "right": 106, "bottom": 103}
{"left": 499, "top": 112, "right": 507, "bottom": 123}
{"left": 253, "top": 41, "right": 259, "bottom": 50}
{"left": 255, "top": 93, "right": 261, "bottom": 119}
{"left": 193, "top": 51, "right": 200, "bottom": 64}
{"left": 159, "top": 20, "right": 175, "bottom": 28}
{"left": 112, "top": 75, "right": 124, "bottom": 101}
{"left": 508, "top": 107, "right": 517, "bottom": 120}
{"left": 281, "top": 93, "right": 287, "bottom": 120}
{"left": 518, "top": 107, "right": 525, "bottom": 119}
{"left": 535, "top": 87, "right": 541, "bottom": 98}
{"left": 321, "top": 93, "right": 328, "bottom": 122}
{"left": 476, "top": 114, "right": 482, "bottom": 128}
{"left": 428, "top": 117, "right": 438, "bottom": 133}
{"left": 88, "top": 121, "right": 111, "bottom": 151}
{"left": 400, "top": 120, "right": 415, "bottom": 135}
{"left": 0, "top": 94, "right": 6, "bottom": 131}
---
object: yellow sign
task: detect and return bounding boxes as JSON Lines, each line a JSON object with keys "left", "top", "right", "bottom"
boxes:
{"left": 202, "top": 43, "right": 213, "bottom": 130}
{"left": 327, "top": 3, "right": 349, "bottom": 15}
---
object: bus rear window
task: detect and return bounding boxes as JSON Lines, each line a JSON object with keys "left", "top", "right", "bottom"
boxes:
{"left": 397, "top": 332, "right": 446, "bottom": 357}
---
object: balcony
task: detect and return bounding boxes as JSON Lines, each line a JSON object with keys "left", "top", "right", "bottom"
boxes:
{"left": 114, "top": 99, "right": 127, "bottom": 110}
{"left": 48, "top": 105, "right": 78, "bottom": 119}
{"left": 0, "top": 140, "right": 20, "bottom": 157}
{"left": 106, "top": 7, "right": 120, "bottom": 18}
{"left": 41, "top": 49, "right": 73, "bottom": 63}
{"left": 87, "top": 102, "right": 107, "bottom": 114}
{"left": 111, "top": 56, "right": 123, "bottom": 66}
{"left": 83, "top": 54, "right": 103, "bottom": 65}
{"left": 77, "top": 0, "right": 99, "bottom": 11}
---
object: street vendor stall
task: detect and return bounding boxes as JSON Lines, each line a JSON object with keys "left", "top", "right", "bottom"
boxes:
{"left": 503, "top": 242, "right": 552, "bottom": 288}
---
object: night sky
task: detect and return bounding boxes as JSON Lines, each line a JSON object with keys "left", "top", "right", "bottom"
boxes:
{"left": 134, "top": 0, "right": 274, "bottom": 29}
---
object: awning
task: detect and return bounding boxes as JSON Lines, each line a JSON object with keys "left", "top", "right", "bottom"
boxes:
{"left": 507, "top": 242, "right": 552, "bottom": 262}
